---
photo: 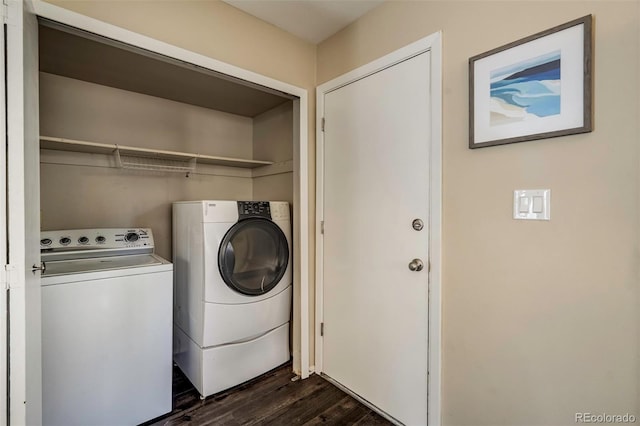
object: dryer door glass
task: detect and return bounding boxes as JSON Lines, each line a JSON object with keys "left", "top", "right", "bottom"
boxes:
{"left": 218, "top": 218, "right": 289, "bottom": 295}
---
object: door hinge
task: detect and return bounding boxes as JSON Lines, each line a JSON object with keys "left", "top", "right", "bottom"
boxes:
{"left": 2, "top": 0, "right": 16, "bottom": 25}
{"left": 320, "top": 322, "right": 324, "bottom": 337}
{"left": 320, "top": 221, "right": 324, "bottom": 235}
{"left": 321, "top": 117, "right": 325, "bottom": 132}
{"left": 0, "top": 0, "right": 7, "bottom": 24}
{"left": 1, "top": 264, "right": 14, "bottom": 290}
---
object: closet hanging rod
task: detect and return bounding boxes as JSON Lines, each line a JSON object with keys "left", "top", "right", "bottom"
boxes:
{"left": 39, "top": 136, "right": 274, "bottom": 169}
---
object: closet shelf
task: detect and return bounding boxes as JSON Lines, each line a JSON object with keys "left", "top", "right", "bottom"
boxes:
{"left": 39, "top": 136, "right": 274, "bottom": 169}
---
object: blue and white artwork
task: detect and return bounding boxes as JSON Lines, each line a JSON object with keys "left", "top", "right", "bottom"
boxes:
{"left": 489, "top": 51, "right": 561, "bottom": 126}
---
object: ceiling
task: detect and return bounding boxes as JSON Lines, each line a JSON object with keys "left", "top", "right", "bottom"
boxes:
{"left": 223, "top": 0, "right": 384, "bottom": 44}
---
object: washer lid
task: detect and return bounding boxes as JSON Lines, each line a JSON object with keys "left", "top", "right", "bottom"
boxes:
{"left": 43, "top": 254, "right": 165, "bottom": 277}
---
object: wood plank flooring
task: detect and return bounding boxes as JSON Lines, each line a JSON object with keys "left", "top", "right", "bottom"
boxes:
{"left": 145, "top": 363, "right": 392, "bottom": 426}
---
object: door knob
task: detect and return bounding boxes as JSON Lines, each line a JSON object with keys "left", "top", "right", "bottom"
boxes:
{"left": 408, "top": 258, "right": 423, "bottom": 272}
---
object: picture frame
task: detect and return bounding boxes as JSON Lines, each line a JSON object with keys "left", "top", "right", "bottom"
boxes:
{"left": 469, "top": 15, "right": 592, "bottom": 149}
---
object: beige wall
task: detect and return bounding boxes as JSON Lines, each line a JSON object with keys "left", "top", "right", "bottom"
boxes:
{"left": 45, "top": 0, "right": 316, "bottom": 90}
{"left": 41, "top": 163, "right": 252, "bottom": 260}
{"left": 253, "top": 102, "right": 294, "bottom": 205}
{"left": 39, "top": 72, "right": 255, "bottom": 259}
{"left": 254, "top": 102, "right": 294, "bottom": 163}
{"left": 318, "top": 1, "right": 640, "bottom": 425}
{"left": 40, "top": 72, "right": 255, "bottom": 157}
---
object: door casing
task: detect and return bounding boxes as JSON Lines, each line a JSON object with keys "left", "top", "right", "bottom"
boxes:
{"left": 6, "top": 1, "right": 42, "bottom": 423}
{"left": 1, "top": 8, "right": 7, "bottom": 426}
{"left": 315, "top": 32, "right": 443, "bottom": 426}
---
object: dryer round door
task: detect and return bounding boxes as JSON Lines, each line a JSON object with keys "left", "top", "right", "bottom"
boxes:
{"left": 218, "top": 218, "right": 290, "bottom": 296}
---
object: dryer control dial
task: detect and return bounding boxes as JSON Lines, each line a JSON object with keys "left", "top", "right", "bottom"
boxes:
{"left": 125, "top": 232, "right": 140, "bottom": 243}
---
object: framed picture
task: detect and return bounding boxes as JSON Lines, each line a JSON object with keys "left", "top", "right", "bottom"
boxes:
{"left": 469, "top": 15, "right": 592, "bottom": 149}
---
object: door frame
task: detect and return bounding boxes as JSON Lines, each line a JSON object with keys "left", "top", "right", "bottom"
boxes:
{"left": 7, "top": 1, "right": 42, "bottom": 423}
{"left": 1, "top": 6, "right": 7, "bottom": 424}
{"left": 315, "top": 32, "right": 443, "bottom": 425}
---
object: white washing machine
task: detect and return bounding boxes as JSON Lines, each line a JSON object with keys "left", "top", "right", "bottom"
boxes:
{"left": 40, "top": 228, "right": 173, "bottom": 426}
{"left": 172, "top": 200, "right": 291, "bottom": 397}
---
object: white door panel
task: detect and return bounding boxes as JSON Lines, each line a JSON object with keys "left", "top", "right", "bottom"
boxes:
{"left": 6, "top": 1, "right": 41, "bottom": 424}
{"left": 322, "top": 52, "right": 431, "bottom": 425}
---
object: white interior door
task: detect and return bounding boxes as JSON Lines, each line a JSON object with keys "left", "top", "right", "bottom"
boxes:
{"left": 6, "top": 1, "right": 42, "bottom": 424}
{"left": 321, "top": 52, "right": 431, "bottom": 425}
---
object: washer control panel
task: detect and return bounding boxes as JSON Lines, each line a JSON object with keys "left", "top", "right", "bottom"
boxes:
{"left": 238, "top": 201, "right": 272, "bottom": 220}
{"left": 40, "top": 228, "right": 154, "bottom": 252}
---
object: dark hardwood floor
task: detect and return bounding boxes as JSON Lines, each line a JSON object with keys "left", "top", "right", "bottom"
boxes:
{"left": 145, "top": 363, "right": 392, "bottom": 426}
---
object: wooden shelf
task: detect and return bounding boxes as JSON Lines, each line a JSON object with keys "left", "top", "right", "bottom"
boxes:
{"left": 40, "top": 136, "right": 274, "bottom": 169}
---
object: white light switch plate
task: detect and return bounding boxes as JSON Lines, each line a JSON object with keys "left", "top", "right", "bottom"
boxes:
{"left": 513, "top": 189, "right": 550, "bottom": 220}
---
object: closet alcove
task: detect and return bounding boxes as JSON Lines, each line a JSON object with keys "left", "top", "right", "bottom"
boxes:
{"left": 39, "top": 20, "right": 297, "bottom": 261}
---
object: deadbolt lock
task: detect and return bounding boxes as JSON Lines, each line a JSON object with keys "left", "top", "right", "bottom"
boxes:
{"left": 412, "top": 219, "right": 424, "bottom": 231}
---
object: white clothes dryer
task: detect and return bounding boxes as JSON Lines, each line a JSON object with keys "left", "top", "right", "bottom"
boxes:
{"left": 172, "top": 200, "right": 291, "bottom": 397}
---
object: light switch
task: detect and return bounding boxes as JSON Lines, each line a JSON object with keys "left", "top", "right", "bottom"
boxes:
{"left": 532, "top": 196, "right": 544, "bottom": 213}
{"left": 513, "top": 189, "right": 550, "bottom": 220}
{"left": 518, "top": 196, "right": 530, "bottom": 213}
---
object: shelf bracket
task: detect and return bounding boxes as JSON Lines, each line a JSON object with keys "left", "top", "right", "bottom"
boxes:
{"left": 185, "top": 157, "right": 197, "bottom": 178}
{"left": 114, "top": 146, "right": 123, "bottom": 168}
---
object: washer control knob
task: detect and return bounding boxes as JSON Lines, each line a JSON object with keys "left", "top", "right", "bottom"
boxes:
{"left": 78, "top": 236, "right": 89, "bottom": 244}
{"left": 40, "top": 238, "right": 52, "bottom": 246}
{"left": 125, "top": 232, "right": 139, "bottom": 243}
{"left": 59, "top": 237, "right": 71, "bottom": 246}
{"left": 96, "top": 236, "right": 106, "bottom": 244}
